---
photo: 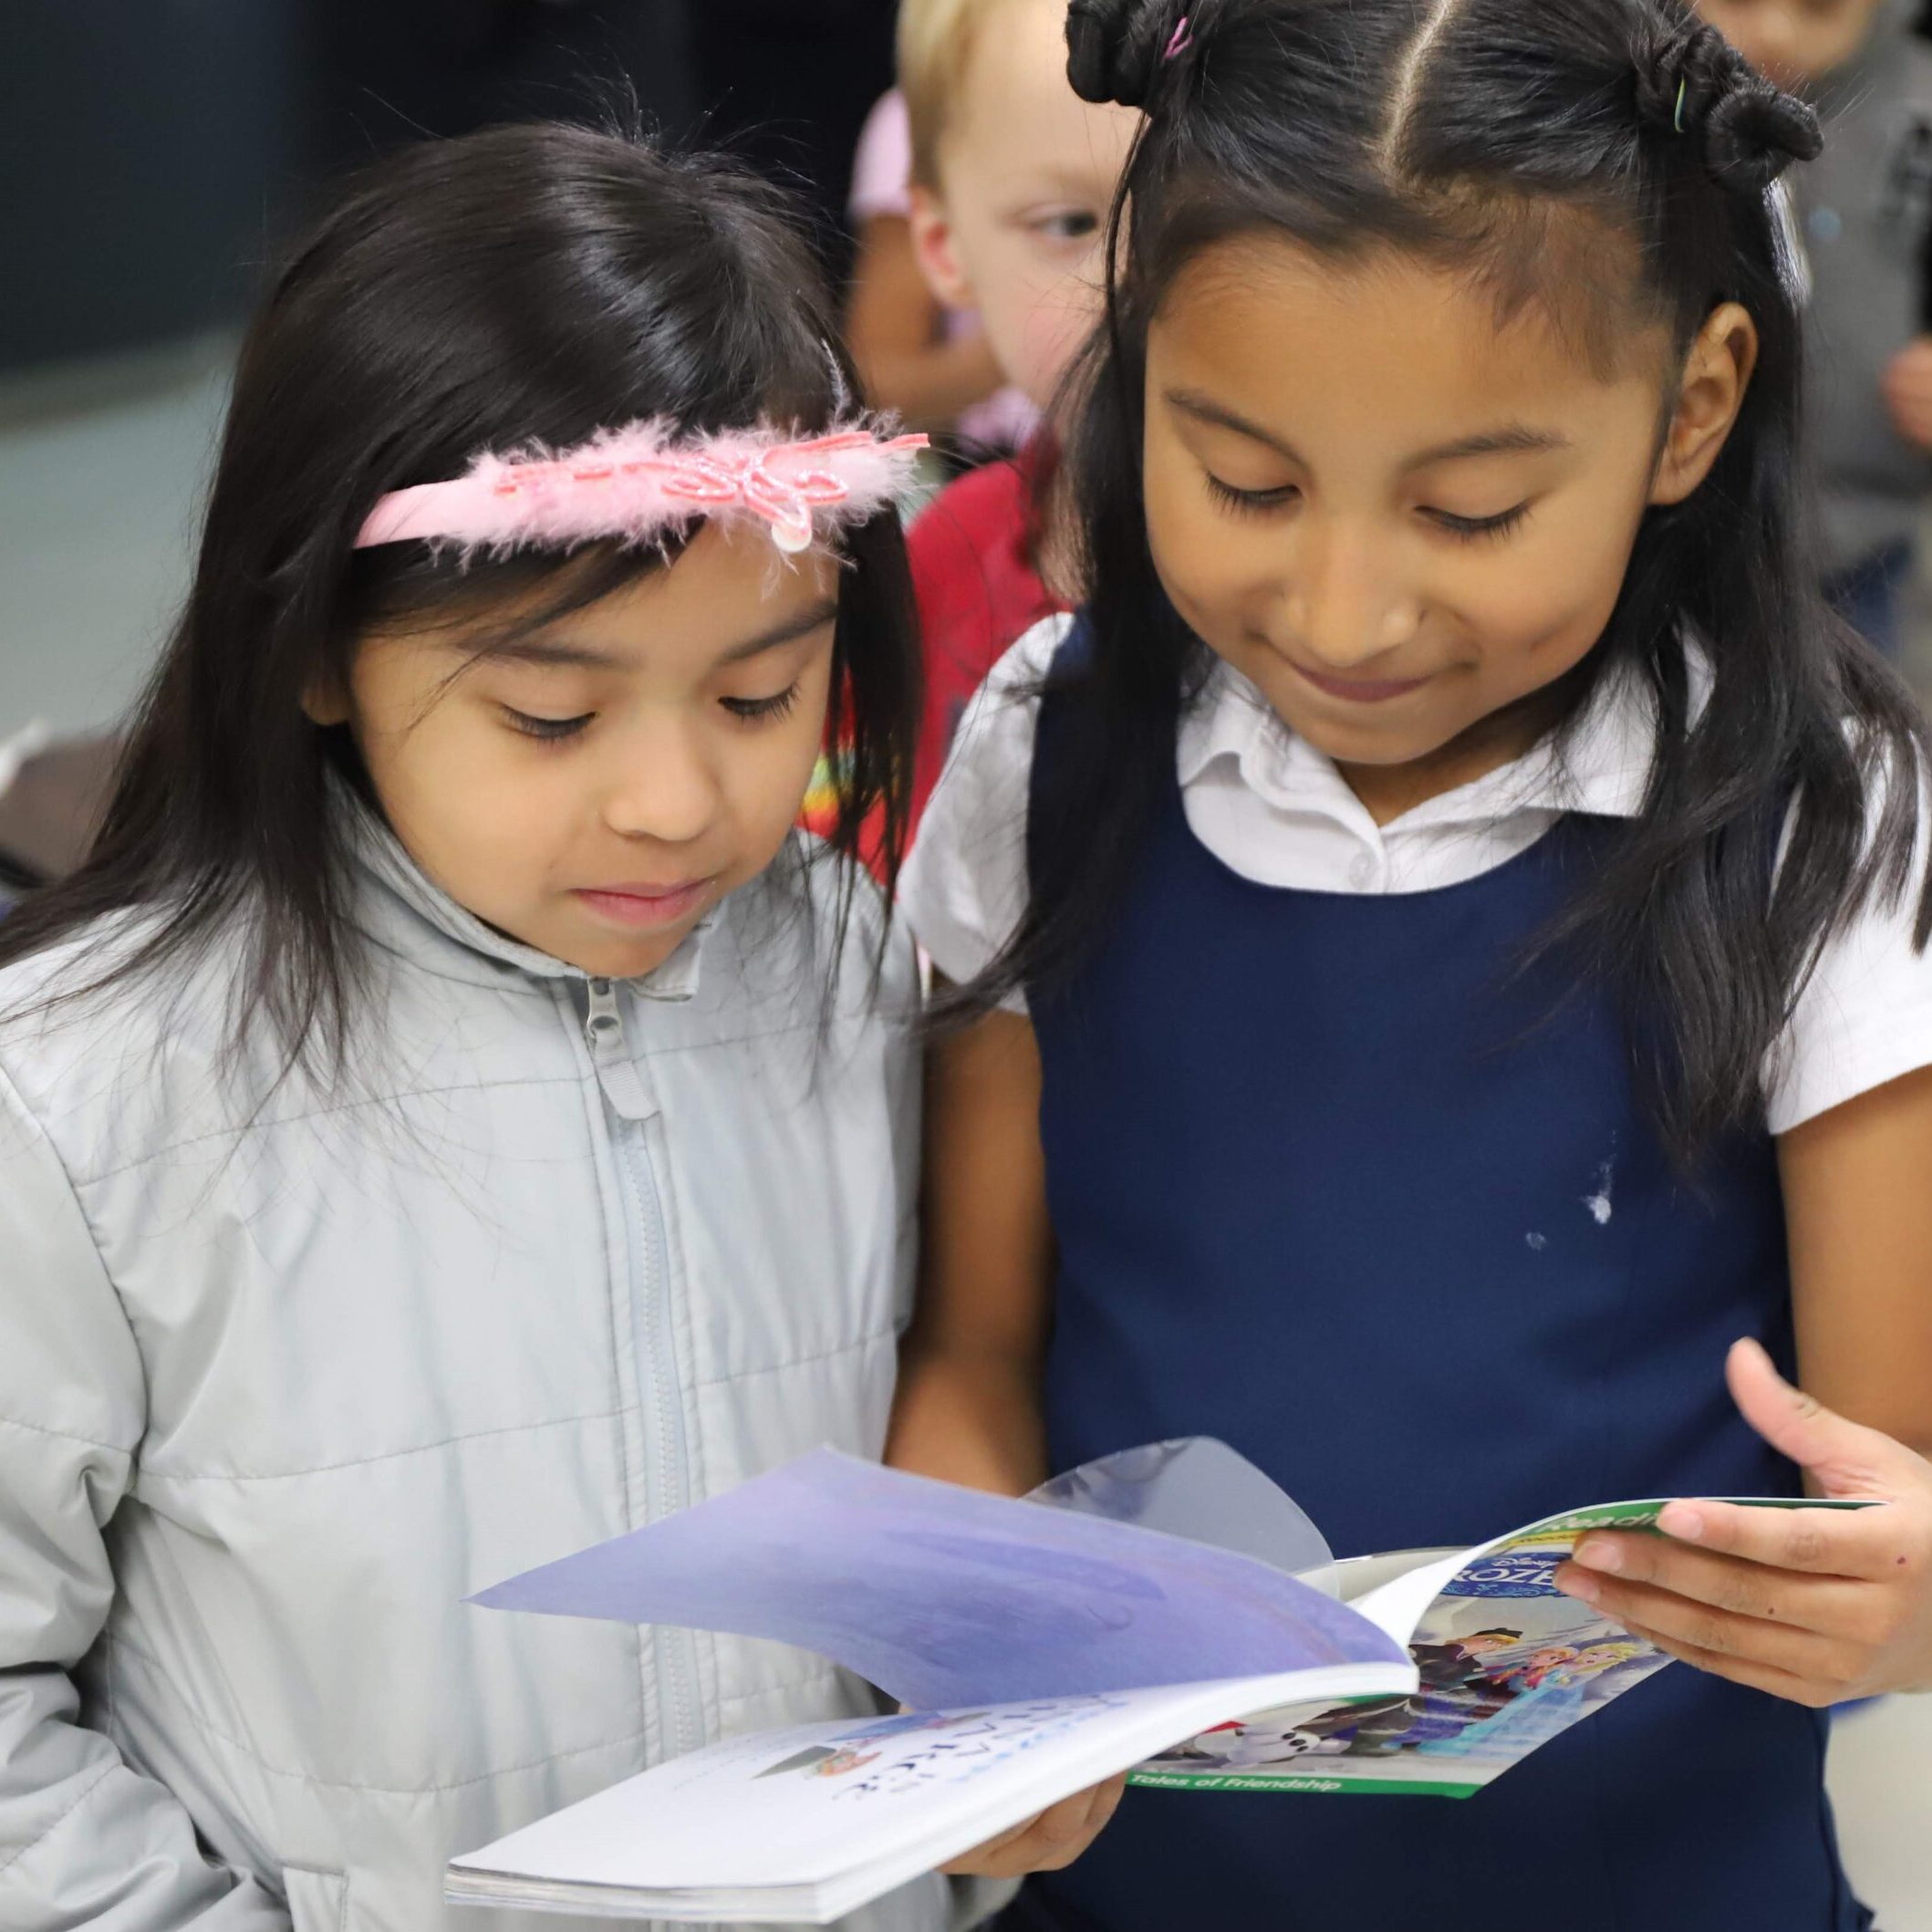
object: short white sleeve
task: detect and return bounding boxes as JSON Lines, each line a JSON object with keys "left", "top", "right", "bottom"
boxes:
{"left": 1765, "top": 757, "right": 1932, "bottom": 1133}
{"left": 898, "top": 616, "right": 1074, "bottom": 1013}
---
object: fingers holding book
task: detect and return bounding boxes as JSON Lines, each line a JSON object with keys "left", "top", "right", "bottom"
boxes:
{"left": 1553, "top": 1339, "right": 1932, "bottom": 1705}
{"left": 940, "top": 1774, "right": 1128, "bottom": 1878}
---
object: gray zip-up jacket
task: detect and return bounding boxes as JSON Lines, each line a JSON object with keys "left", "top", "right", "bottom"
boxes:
{"left": 1795, "top": 0, "right": 1932, "bottom": 570}
{"left": 0, "top": 815, "right": 945, "bottom": 1932}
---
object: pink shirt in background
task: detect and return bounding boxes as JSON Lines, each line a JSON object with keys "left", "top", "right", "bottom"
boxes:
{"left": 849, "top": 88, "right": 917, "bottom": 224}
{"left": 849, "top": 90, "right": 1040, "bottom": 454}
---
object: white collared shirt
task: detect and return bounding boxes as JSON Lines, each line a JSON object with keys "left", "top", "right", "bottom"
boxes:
{"left": 900, "top": 614, "right": 1932, "bottom": 1135}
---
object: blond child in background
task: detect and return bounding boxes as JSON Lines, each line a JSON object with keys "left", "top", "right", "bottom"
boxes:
{"left": 1698, "top": 0, "right": 1932, "bottom": 654}
{"left": 844, "top": 88, "right": 1024, "bottom": 448}
{"left": 866, "top": 0, "right": 1137, "bottom": 826}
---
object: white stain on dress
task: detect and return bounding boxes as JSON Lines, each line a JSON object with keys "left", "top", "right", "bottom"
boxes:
{"left": 1584, "top": 1162, "right": 1615, "bottom": 1226}
{"left": 1525, "top": 1232, "right": 1549, "bottom": 1252}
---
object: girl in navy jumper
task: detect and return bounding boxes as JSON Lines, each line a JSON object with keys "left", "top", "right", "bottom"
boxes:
{"left": 894, "top": 0, "right": 1932, "bottom": 1925}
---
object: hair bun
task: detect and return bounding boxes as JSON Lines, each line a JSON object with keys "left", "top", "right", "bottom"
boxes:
{"left": 1065, "top": 0, "right": 1180, "bottom": 109}
{"left": 1703, "top": 78, "right": 1823, "bottom": 194}
{"left": 1635, "top": 19, "right": 1823, "bottom": 195}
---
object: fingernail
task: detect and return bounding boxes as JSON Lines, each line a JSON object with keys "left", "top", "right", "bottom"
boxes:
{"left": 1663, "top": 1504, "right": 1706, "bottom": 1542}
{"left": 1574, "top": 1537, "right": 1622, "bottom": 1573}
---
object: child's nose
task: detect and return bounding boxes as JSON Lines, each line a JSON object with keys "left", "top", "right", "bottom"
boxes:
{"left": 600, "top": 724, "right": 719, "bottom": 846}
{"left": 1282, "top": 522, "right": 1422, "bottom": 669}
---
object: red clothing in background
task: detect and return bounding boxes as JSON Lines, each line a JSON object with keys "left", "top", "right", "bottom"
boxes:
{"left": 799, "top": 442, "right": 1064, "bottom": 867}
{"left": 905, "top": 442, "right": 1065, "bottom": 826}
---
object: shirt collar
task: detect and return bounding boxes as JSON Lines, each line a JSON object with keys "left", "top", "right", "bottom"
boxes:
{"left": 1178, "top": 644, "right": 1711, "bottom": 830}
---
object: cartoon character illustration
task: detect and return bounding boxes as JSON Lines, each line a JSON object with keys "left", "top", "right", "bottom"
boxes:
{"left": 1305, "top": 1630, "right": 1531, "bottom": 1757}
{"left": 1408, "top": 1628, "right": 1522, "bottom": 1689}
{"left": 757, "top": 1743, "right": 887, "bottom": 1780}
{"left": 1166, "top": 1628, "right": 1657, "bottom": 1771}
{"left": 1414, "top": 1636, "right": 1661, "bottom": 1760}
{"left": 1551, "top": 1640, "right": 1649, "bottom": 1686}
{"left": 1488, "top": 1645, "right": 1581, "bottom": 1693}
{"left": 1186, "top": 1717, "right": 1333, "bottom": 1767}
{"left": 757, "top": 1745, "right": 843, "bottom": 1779}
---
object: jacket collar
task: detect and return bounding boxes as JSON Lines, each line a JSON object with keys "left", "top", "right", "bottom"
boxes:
{"left": 342, "top": 785, "right": 711, "bottom": 1002}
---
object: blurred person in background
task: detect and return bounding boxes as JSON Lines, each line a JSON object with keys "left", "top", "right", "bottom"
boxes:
{"left": 845, "top": 86, "right": 1034, "bottom": 448}
{"left": 1698, "top": 0, "right": 1932, "bottom": 656}
{"left": 881, "top": 0, "right": 1137, "bottom": 824}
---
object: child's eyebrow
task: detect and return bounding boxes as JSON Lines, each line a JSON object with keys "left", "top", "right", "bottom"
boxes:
{"left": 715, "top": 598, "right": 840, "bottom": 666}
{"left": 1405, "top": 427, "right": 1573, "bottom": 468}
{"left": 1166, "top": 388, "right": 1304, "bottom": 460}
{"left": 1165, "top": 387, "right": 1570, "bottom": 470}
{"left": 483, "top": 639, "right": 625, "bottom": 670}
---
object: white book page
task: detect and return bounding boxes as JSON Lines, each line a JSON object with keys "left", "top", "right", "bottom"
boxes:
{"left": 1348, "top": 1550, "right": 1477, "bottom": 1646}
{"left": 452, "top": 1664, "right": 1417, "bottom": 1911}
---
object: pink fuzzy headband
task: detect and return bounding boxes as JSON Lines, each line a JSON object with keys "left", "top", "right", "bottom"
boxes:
{"left": 355, "top": 421, "right": 929, "bottom": 559}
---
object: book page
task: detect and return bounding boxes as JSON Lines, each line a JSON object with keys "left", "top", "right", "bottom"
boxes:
{"left": 1136, "top": 1498, "right": 1869, "bottom": 1797}
{"left": 473, "top": 1449, "right": 1407, "bottom": 1710}
{"left": 451, "top": 1667, "right": 1418, "bottom": 1922}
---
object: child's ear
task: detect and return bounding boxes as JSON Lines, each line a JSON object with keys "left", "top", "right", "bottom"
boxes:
{"left": 908, "top": 184, "right": 976, "bottom": 313}
{"left": 302, "top": 671, "right": 351, "bottom": 729}
{"left": 1648, "top": 302, "right": 1759, "bottom": 506}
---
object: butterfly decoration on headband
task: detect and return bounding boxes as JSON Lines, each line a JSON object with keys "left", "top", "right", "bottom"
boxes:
{"left": 355, "top": 421, "right": 930, "bottom": 560}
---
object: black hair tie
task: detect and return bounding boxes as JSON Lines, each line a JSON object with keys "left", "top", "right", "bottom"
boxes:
{"left": 1635, "top": 18, "right": 1822, "bottom": 195}
{"left": 1066, "top": 0, "right": 1189, "bottom": 109}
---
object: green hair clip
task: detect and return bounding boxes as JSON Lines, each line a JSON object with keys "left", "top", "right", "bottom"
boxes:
{"left": 1674, "top": 75, "right": 1688, "bottom": 135}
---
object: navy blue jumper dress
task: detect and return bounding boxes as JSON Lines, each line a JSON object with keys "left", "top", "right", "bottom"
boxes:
{"left": 1010, "top": 628, "right": 1866, "bottom": 1931}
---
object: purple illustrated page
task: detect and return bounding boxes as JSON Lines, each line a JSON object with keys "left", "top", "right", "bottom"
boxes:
{"left": 472, "top": 1449, "right": 1406, "bottom": 1709}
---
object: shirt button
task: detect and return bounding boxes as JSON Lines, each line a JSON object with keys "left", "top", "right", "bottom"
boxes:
{"left": 1348, "top": 854, "right": 1375, "bottom": 890}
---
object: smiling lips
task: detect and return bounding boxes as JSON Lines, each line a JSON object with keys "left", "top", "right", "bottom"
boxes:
{"left": 572, "top": 879, "right": 715, "bottom": 929}
{"left": 1290, "top": 660, "right": 1434, "bottom": 704}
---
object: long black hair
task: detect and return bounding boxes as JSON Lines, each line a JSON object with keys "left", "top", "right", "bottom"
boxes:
{"left": 0, "top": 122, "right": 919, "bottom": 1080}
{"left": 978, "top": 0, "right": 1930, "bottom": 1161}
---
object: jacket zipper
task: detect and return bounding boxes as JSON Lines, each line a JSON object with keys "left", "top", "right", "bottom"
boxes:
{"left": 582, "top": 977, "right": 704, "bottom": 1763}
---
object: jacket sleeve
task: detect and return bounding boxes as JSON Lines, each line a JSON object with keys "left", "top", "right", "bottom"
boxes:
{"left": 0, "top": 1065, "right": 287, "bottom": 1932}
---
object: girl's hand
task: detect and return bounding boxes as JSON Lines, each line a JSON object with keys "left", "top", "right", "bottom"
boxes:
{"left": 940, "top": 1775, "right": 1128, "bottom": 1879}
{"left": 1553, "top": 1338, "right": 1932, "bottom": 1707}
{"left": 1882, "top": 336, "right": 1932, "bottom": 450}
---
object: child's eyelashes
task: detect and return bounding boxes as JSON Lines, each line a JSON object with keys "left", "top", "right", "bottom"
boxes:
{"left": 503, "top": 707, "right": 594, "bottom": 743}
{"left": 1027, "top": 209, "right": 1102, "bottom": 244}
{"left": 722, "top": 682, "right": 801, "bottom": 723}
{"left": 1204, "top": 472, "right": 1532, "bottom": 544}
{"left": 1205, "top": 473, "right": 1301, "bottom": 515}
{"left": 1425, "top": 504, "right": 1532, "bottom": 543}
{"left": 500, "top": 686, "right": 802, "bottom": 740}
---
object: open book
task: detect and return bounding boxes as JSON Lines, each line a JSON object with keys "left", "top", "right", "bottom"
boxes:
{"left": 448, "top": 1442, "right": 1860, "bottom": 1925}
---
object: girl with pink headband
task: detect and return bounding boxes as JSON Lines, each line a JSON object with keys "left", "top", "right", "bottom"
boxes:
{"left": 0, "top": 123, "right": 1099, "bottom": 1932}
